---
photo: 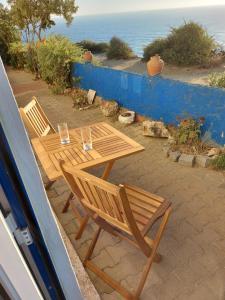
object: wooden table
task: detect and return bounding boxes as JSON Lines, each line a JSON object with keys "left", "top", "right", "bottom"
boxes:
{"left": 32, "top": 122, "right": 144, "bottom": 212}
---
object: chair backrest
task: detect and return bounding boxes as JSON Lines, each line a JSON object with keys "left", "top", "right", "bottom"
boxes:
{"left": 60, "top": 161, "right": 151, "bottom": 255}
{"left": 19, "top": 97, "right": 55, "bottom": 138}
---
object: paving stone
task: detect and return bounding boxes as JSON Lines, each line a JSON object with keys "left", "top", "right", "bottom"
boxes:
{"left": 92, "top": 249, "right": 115, "bottom": 269}
{"left": 10, "top": 68, "right": 225, "bottom": 300}
{"left": 195, "top": 155, "right": 213, "bottom": 168}
{"left": 168, "top": 151, "right": 181, "bottom": 162}
{"left": 178, "top": 153, "right": 195, "bottom": 167}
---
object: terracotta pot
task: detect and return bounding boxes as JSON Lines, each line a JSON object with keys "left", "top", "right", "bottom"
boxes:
{"left": 147, "top": 54, "right": 164, "bottom": 76}
{"left": 83, "top": 51, "right": 93, "bottom": 62}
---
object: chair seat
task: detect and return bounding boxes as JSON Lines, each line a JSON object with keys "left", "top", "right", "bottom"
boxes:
{"left": 124, "top": 184, "right": 171, "bottom": 235}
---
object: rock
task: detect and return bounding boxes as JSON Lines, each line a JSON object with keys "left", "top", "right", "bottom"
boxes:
{"left": 178, "top": 154, "right": 195, "bottom": 167}
{"left": 195, "top": 155, "right": 213, "bottom": 168}
{"left": 169, "top": 151, "right": 181, "bottom": 162}
{"left": 118, "top": 111, "right": 135, "bottom": 124}
{"left": 143, "top": 120, "right": 169, "bottom": 138}
{"left": 100, "top": 100, "right": 119, "bottom": 117}
{"left": 162, "top": 145, "right": 170, "bottom": 157}
{"left": 87, "top": 89, "right": 96, "bottom": 104}
{"left": 64, "top": 88, "right": 72, "bottom": 95}
{"left": 207, "top": 147, "right": 221, "bottom": 157}
{"left": 168, "top": 136, "right": 175, "bottom": 145}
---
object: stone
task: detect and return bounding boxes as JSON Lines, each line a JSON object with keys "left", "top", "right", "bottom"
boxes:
{"left": 87, "top": 89, "right": 96, "bottom": 104}
{"left": 118, "top": 111, "right": 135, "bottom": 124}
{"left": 143, "top": 120, "right": 169, "bottom": 138}
{"left": 64, "top": 87, "right": 72, "bottom": 95}
{"left": 162, "top": 145, "right": 170, "bottom": 157}
{"left": 178, "top": 154, "right": 195, "bottom": 167}
{"left": 207, "top": 147, "right": 221, "bottom": 157}
{"left": 169, "top": 151, "right": 181, "bottom": 162}
{"left": 195, "top": 155, "right": 213, "bottom": 168}
{"left": 100, "top": 100, "right": 119, "bottom": 117}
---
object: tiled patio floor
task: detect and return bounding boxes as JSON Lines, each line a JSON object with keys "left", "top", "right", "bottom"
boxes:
{"left": 9, "top": 67, "right": 225, "bottom": 300}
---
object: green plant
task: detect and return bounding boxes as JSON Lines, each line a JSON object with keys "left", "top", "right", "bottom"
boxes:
{"left": 143, "top": 22, "right": 215, "bottom": 66}
{"left": 8, "top": 0, "right": 78, "bottom": 43}
{"left": 0, "top": 4, "right": 20, "bottom": 63}
{"left": 77, "top": 40, "right": 109, "bottom": 53}
{"left": 8, "top": 41, "right": 27, "bottom": 68}
{"left": 209, "top": 72, "right": 225, "bottom": 88}
{"left": 107, "top": 37, "right": 134, "bottom": 59}
{"left": 211, "top": 153, "right": 225, "bottom": 170}
{"left": 71, "top": 88, "right": 88, "bottom": 108}
{"left": 37, "top": 35, "right": 84, "bottom": 94}
{"left": 174, "top": 117, "right": 204, "bottom": 145}
{"left": 26, "top": 43, "right": 39, "bottom": 76}
{"left": 143, "top": 38, "right": 167, "bottom": 62}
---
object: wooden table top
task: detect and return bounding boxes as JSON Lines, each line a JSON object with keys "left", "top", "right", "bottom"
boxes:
{"left": 31, "top": 122, "right": 144, "bottom": 181}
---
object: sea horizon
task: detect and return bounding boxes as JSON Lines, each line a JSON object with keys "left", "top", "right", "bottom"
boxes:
{"left": 50, "top": 5, "right": 225, "bottom": 56}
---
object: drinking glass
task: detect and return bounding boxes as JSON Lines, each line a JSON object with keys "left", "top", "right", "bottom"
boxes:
{"left": 58, "top": 123, "right": 70, "bottom": 145}
{"left": 81, "top": 127, "right": 92, "bottom": 151}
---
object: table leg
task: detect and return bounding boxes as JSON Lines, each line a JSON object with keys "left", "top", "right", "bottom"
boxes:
{"left": 101, "top": 160, "right": 115, "bottom": 180}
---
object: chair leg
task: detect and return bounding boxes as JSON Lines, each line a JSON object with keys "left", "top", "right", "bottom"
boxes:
{"left": 45, "top": 180, "right": 55, "bottom": 190}
{"left": 61, "top": 192, "right": 73, "bottom": 213}
{"left": 83, "top": 227, "right": 102, "bottom": 266}
{"left": 75, "top": 215, "right": 89, "bottom": 240}
{"left": 134, "top": 207, "right": 172, "bottom": 299}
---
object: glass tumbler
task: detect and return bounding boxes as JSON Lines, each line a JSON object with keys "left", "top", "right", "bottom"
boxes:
{"left": 58, "top": 123, "right": 70, "bottom": 145}
{"left": 81, "top": 127, "right": 92, "bottom": 151}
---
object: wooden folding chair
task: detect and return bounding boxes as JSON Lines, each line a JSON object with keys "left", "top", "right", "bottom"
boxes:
{"left": 59, "top": 161, "right": 172, "bottom": 300}
{"left": 19, "top": 97, "right": 56, "bottom": 190}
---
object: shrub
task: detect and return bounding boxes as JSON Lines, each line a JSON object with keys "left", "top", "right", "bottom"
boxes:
{"left": 0, "top": 4, "right": 20, "bottom": 64}
{"left": 143, "top": 39, "right": 167, "bottom": 62}
{"left": 37, "top": 35, "right": 84, "bottom": 93}
{"left": 26, "top": 43, "right": 39, "bottom": 76}
{"left": 209, "top": 72, "right": 225, "bottom": 88}
{"left": 174, "top": 117, "right": 204, "bottom": 145}
{"left": 211, "top": 153, "right": 225, "bottom": 170}
{"left": 143, "top": 22, "right": 215, "bottom": 66}
{"left": 8, "top": 41, "right": 27, "bottom": 69}
{"left": 77, "top": 40, "right": 109, "bottom": 53}
{"left": 107, "top": 37, "right": 134, "bottom": 59}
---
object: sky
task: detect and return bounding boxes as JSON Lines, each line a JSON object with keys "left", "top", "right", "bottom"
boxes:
{"left": 1, "top": 0, "right": 225, "bottom": 15}
{"left": 76, "top": 0, "right": 225, "bottom": 15}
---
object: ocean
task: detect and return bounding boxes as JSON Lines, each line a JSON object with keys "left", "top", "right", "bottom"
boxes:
{"left": 51, "top": 5, "right": 225, "bottom": 57}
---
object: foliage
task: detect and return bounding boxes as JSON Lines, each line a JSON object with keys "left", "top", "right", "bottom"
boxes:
{"left": 143, "top": 39, "right": 167, "bottom": 62}
{"left": 71, "top": 88, "right": 88, "bottom": 108}
{"left": 107, "top": 37, "right": 134, "bottom": 59}
{"left": 77, "top": 40, "right": 109, "bottom": 53}
{"left": 211, "top": 153, "right": 225, "bottom": 170}
{"left": 0, "top": 4, "right": 20, "bottom": 63}
{"left": 143, "top": 22, "right": 215, "bottom": 66}
{"left": 209, "top": 72, "right": 225, "bottom": 88}
{"left": 8, "top": 0, "right": 78, "bottom": 43}
{"left": 174, "top": 117, "right": 204, "bottom": 145}
{"left": 8, "top": 41, "right": 27, "bottom": 68}
{"left": 37, "top": 35, "right": 84, "bottom": 93}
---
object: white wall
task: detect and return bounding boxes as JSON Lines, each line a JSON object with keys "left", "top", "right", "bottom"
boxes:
{"left": 0, "top": 59, "right": 83, "bottom": 299}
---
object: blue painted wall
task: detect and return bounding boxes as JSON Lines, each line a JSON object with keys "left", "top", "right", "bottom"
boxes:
{"left": 73, "top": 62, "right": 225, "bottom": 144}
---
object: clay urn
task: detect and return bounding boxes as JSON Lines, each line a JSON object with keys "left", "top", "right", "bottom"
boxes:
{"left": 147, "top": 54, "right": 164, "bottom": 76}
{"left": 83, "top": 51, "right": 93, "bottom": 63}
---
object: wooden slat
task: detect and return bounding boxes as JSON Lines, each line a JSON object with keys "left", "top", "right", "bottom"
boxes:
{"left": 31, "top": 122, "right": 144, "bottom": 181}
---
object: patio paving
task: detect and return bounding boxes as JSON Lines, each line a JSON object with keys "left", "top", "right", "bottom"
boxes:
{"left": 8, "top": 67, "right": 225, "bottom": 300}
